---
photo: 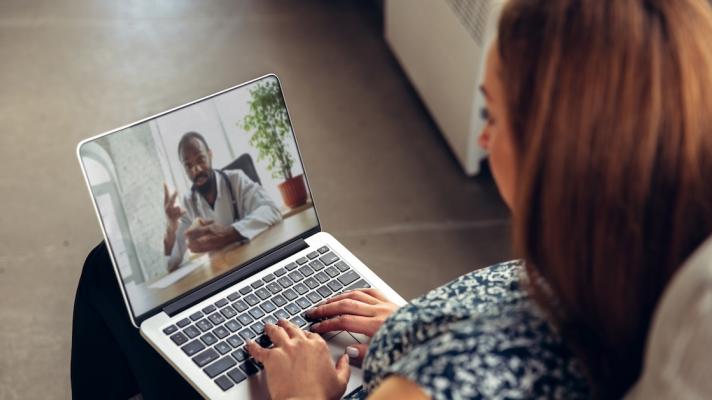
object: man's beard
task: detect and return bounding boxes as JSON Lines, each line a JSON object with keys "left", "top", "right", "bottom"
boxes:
{"left": 194, "top": 169, "right": 215, "bottom": 195}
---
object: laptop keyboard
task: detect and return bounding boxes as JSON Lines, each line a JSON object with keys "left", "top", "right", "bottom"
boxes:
{"left": 161, "top": 246, "right": 371, "bottom": 392}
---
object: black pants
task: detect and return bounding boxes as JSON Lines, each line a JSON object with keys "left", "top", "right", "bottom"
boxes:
{"left": 70, "top": 242, "right": 202, "bottom": 400}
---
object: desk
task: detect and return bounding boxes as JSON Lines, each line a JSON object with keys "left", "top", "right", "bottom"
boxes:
{"left": 127, "top": 207, "right": 318, "bottom": 316}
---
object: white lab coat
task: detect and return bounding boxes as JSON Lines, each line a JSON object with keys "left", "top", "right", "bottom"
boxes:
{"left": 166, "top": 169, "right": 282, "bottom": 270}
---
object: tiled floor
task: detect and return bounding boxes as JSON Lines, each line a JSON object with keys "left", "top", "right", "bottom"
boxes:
{"left": 0, "top": 1, "right": 510, "bottom": 398}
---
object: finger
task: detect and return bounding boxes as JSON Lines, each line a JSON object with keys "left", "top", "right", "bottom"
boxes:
{"left": 170, "top": 190, "right": 178, "bottom": 206}
{"left": 307, "top": 299, "right": 375, "bottom": 320}
{"left": 359, "top": 288, "right": 391, "bottom": 302}
{"left": 245, "top": 340, "right": 269, "bottom": 363}
{"left": 276, "top": 319, "right": 306, "bottom": 339}
{"left": 335, "top": 353, "right": 351, "bottom": 385}
{"left": 199, "top": 219, "right": 214, "bottom": 226}
{"left": 264, "top": 323, "right": 290, "bottom": 347}
{"left": 345, "top": 343, "right": 369, "bottom": 366}
{"left": 322, "top": 290, "right": 380, "bottom": 306}
{"left": 309, "top": 315, "right": 379, "bottom": 335}
{"left": 163, "top": 183, "right": 169, "bottom": 204}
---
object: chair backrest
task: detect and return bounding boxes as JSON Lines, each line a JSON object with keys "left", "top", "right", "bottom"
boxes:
{"left": 625, "top": 235, "right": 712, "bottom": 400}
{"left": 222, "top": 153, "right": 261, "bottom": 185}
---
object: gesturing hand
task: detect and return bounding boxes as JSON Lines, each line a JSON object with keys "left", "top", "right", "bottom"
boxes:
{"left": 163, "top": 183, "right": 184, "bottom": 225}
{"left": 246, "top": 320, "right": 350, "bottom": 400}
{"left": 307, "top": 288, "right": 400, "bottom": 365}
{"left": 185, "top": 219, "right": 241, "bottom": 253}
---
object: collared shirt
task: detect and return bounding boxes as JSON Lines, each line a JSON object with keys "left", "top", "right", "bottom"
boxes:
{"left": 166, "top": 169, "right": 282, "bottom": 270}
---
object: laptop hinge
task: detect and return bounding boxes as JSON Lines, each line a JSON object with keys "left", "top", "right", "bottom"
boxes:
{"left": 163, "top": 238, "right": 309, "bottom": 317}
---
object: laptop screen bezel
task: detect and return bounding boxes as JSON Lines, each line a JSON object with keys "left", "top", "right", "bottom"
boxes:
{"left": 76, "top": 74, "right": 322, "bottom": 327}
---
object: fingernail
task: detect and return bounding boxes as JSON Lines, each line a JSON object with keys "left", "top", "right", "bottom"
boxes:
{"left": 346, "top": 346, "right": 359, "bottom": 358}
{"left": 306, "top": 307, "right": 315, "bottom": 316}
{"left": 310, "top": 322, "right": 320, "bottom": 330}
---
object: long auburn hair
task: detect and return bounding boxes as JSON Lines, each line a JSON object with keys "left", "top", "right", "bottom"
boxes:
{"left": 497, "top": 0, "right": 712, "bottom": 397}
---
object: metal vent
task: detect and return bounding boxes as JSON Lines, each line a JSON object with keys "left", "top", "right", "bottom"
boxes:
{"left": 445, "top": 0, "right": 490, "bottom": 45}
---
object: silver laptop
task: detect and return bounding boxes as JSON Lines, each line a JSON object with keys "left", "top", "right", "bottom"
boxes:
{"left": 77, "top": 74, "right": 406, "bottom": 399}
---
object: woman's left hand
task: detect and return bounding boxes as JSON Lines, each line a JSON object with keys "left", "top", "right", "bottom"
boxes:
{"left": 245, "top": 319, "right": 351, "bottom": 400}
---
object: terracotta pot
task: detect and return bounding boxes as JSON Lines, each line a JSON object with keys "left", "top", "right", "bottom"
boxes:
{"left": 278, "top": 174, "right": 308, "bottom": 208}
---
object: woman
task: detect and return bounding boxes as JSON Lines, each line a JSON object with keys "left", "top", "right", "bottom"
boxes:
{"left": 244, "top": 0, "right": 712, "bottom": 398}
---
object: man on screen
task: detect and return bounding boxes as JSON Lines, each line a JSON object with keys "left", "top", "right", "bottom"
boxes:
{"left": 163, "top": 131, "right": 282, "bottom": 272}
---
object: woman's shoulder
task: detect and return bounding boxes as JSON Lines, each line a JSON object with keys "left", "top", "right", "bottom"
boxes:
{"left": 362, "top": 260, "right": 590, "bottom": 399}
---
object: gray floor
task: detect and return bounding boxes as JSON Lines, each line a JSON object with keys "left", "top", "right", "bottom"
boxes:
{"left": 0, "top": 1, "right": 511, "bottom": 399}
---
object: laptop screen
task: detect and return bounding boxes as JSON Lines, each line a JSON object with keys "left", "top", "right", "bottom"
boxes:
{"left": 78, "top": 75, "right": 319, "bottom": 319}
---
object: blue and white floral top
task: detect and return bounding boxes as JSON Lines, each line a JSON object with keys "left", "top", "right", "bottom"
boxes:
{"left": 347, "top": 261, "right": 590, "bottom": 399}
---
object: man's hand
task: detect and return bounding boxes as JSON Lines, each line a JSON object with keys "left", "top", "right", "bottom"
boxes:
{"left": 306, "top": 288, "right": 400, "bottom": 366}
{"left": 163, "top": 183, "right": 185, "bottom": 255}
{"left": 185, "top": 219, "right": 242, "bottom": 253}
{"left": 246, "top": 320, "right": 350, "bottom": 400}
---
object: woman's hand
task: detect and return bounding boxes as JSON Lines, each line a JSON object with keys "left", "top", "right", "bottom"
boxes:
{"left": 306, "top": 288, "right": 400, "bottom": 364}
{"left": 245, "top": 320, "right": 350, "bottom": 400}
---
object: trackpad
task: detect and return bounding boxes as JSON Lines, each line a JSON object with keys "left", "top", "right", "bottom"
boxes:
{"left": 327, "top": 331, "right": 364, "bottom": 397}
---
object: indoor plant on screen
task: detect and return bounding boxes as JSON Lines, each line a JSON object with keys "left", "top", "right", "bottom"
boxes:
{"left": 240, "top": 80, "right": 308, "bottom": 208}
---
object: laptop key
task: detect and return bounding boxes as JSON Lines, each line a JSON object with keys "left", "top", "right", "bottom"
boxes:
{"left": 225, "top": 320, "right": 241, "bottom": 332}
{"left": 284, "top": 262, "right": 298, "bottom": 271}
{"left": 306, "top": 292, "right": 322, "bottom": 304}
{"left": 266, "top": 282, "right": 282, "bottom": 294}
{"left": 189, "top": 311, "right": 204, "bottom": 321}
{"left": 237, "top": 313, "right": 254, "bottom": 326}
{"left": 285, "top": 303, "right": 301, "bottom": 315}
{"left": 251, "top": 280, "right": 264, "bottom": 289}
{"left": 251, "top": 321, "right": 264, "bottom": 335}
{"left": 319, "top": 252, "right": 339, "bottom": 266}
{"left": 192, "top": 348, "right": 219, "bottom": 368}
{"left": 290, "top": 315, "right": 308, "bottom": 327}
{"left": 296, "top": 257, "right": 309, "bottom": 265}
{"left": 274, "top": 309, "right": 290, "bottom": 321}
{"left": 177, "top": 318, "right": 191, "bottom": 328}
{"left": 274, "top": 267, "right": 287, "bottom": 276}
{"left": 307, "top": 251, "right": 319, "bottom": 259}
{"left": 263, "top": 315, "right": 278, "bottom": 325}
{"left": 184, "top": 325, "right": 201, "bottom": 338}
{"left": 345, "top": 279, "right": 371, "bottom": 291}
{"left": 317, "top": 246, "right": 329, "bottom": 254}
{"left": 196, "top": 319, "right": 213, "bottom": 332}
{"left": 277, "top": 276, "right": 293, "bottom": 288}
{"left": 219, "top": 305, "right": 235, "bottom": 319}
{"left": 287, "top": 271, "right": 304, "bottom": 282}
{"left": 239, "top": 328, "right": 256, "bottom": 341}
{"left": 283, "top": 288, "right": 298, "bottom": 301}
{"left": 272, "top": 294, "right": 287, "bottom": 307}
{"left": 255, "top": 288, "right": 270, "bottom": 300}
{"left": 325, "top": 266, "right": 339, "bottom": 278}
{"left": 204, "top": 356, "right": 237, "bottom": 379}
{"left": 227, "top": 292, "right": 240, "bottom": 301}
{"left": 335, "top": 261, "right": 350, "bottom": 272}
{"left": 249, "top": 307, "right": 265, "bottom": 319}
{"left": 327, "top": 280, "right": 343, "bottom": 292}
{"left": 240, "top": 360, "right": 260, "bottom": 376}
{"left": 215, "top": 298, "right": 229, "bottom": 308}
{"left": 309, "top": 260, "right": 325, "bottom": 271}
{"left": 317, "top": 285, "right": 333, "bottom": 298}
{"left": 208, "top": 313, "right": 225, "bottom": 325}
{"left": 215, "top": 375, "right": 234, "bottom": 391}
{"left": 163, "top": 325, "right": 178, "bottom": 335}
{"left": 299, "top": 265, "right": 315, "bottom": 277}
{"left": 244, "top": 294, "right": 259, "bottom": 306}
{"left": 201, "top": 332, "right": 218, "bottom": 346}
{"left": 232, "top": 299, "right": 248, "bottom": 313}
{"left": 296, "top": 297, "right": 311, "bottom": 309}
{"left": 315, "top": 271, "right": 329, "bottom": 283}
{"left": 231, "top": 348, "right": 248, "bottom": 362}
{"left": 239, "top": 286, "right": 252, "bottom": 295}
{"left": 260, "top": 300, "right": 276, "bottom": 313}
{"left": 338, "top": 271, "right": 360, "bottom": 286}
{"left": 227, "top": 367, "right": 247, "bottom": 384}
{"left": 263, "top": 273, "right": 276, "bottom": 282}
{"left": 214, "top": 326, "right": 229, "bottom": 339}
{"left": 227, "top": 335, "right": 243, "bottom": 348}
{"left": 304, "top": 277, "right": 319, "bottom": 289}
{"left": 294, "top": 282, "right": 308, "bottom": 295}
{"left": 170, "top": 332, "right": 188, "bottom": 346}
{"left": 215, "top": 341, "right": 232, "bottom": 355}
{"left": 181, "top": 339, "right": 205, "bottom": 357}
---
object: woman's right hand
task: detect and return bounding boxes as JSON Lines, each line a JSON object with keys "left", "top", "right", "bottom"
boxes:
{"left": 306, "top": 288, "right": 400, "bottom": 365}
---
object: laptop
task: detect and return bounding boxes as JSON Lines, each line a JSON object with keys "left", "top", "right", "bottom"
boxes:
{"left": 77, "top": 74, "right": 406, "bottom": 399}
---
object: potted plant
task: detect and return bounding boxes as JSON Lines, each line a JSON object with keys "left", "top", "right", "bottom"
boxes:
{"left": 240, "top": 80, "right": 308, "bottom": 208}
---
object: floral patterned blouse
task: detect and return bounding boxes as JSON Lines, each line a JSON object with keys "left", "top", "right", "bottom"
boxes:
{"left": 346, "top": 261, "right": 590, "bottom": 399}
